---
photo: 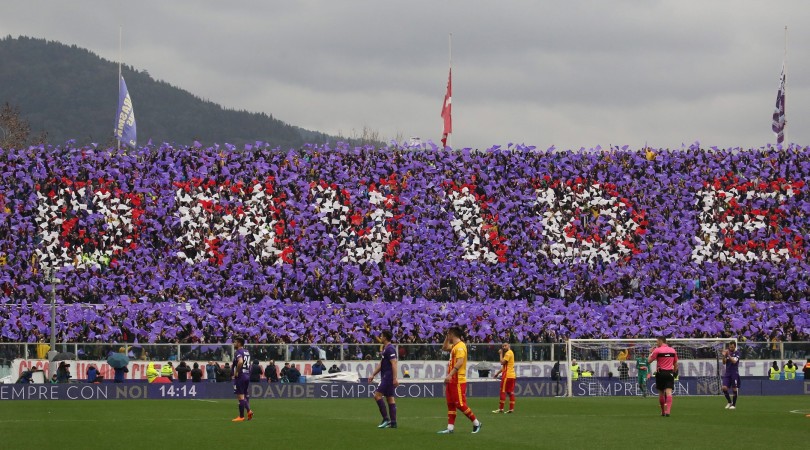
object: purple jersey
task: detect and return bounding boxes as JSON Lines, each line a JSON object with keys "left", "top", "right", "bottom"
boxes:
{"left": 233, "top": 348, "right": 251, "bottom": 379}
{"left": 380, "top": 344, "right": 397, "bottom": 381}
{"left": 724, "top": 350, "right": 740, "bottom": 376}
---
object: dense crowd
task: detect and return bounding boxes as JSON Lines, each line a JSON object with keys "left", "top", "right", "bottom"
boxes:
{"left": 0, "top": 142, "right": 808, "bottom": 345}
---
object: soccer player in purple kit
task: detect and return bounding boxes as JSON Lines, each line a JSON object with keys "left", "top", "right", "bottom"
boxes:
{"left": 368, "top": 330, "right": 399, "bottom": 429}
{"left": 721, "top": 341, "right": 741, "bottom": 410}
{"left": 231, "top": 336, "right": 254, "bottom": 422}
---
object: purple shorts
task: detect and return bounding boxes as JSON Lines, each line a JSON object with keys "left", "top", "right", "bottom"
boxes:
{"left": 235, "top": 377, "right": 250, "bottom": 396}
{"left": 375, "top": 379, "right": 395, "bottom": 398}
{"left": 722, "top": 374, "right": 741, "bottom": 389}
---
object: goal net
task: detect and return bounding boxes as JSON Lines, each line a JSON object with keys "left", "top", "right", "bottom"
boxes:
{"left": 566, "top": 338, "right": 734, "bottom": 397}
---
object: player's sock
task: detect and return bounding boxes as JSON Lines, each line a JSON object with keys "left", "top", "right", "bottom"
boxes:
{"left": 665, "top": 395, "right": 673, "bottom": 414}
{"left": 376, "top": 399, "right": 389, "bottom": 421}
{"left": 732, "top": 392, "right": 737, "bottom": 406}
{"left": 723, "top": 391, "right": 732, "bottom": 403}
{"left": 245, "top": 397, "right": 251, "bottom": 412}
{"left": 238, "top": 399, "right": 245, "bottom": 418}
{"left": 447, "top": 424, "right": 455, "bottom": 431}
{"left": 658, "top": 395, "right": 665, "bottom": 412}
{"left": 472, "top": 418, "right": 480, "bottom": 427}
{"left": 509, "top": 393, "right": 515, "bottom": 411}
{"left": 499, "top": 392, "right": 506, "bottom": 410}
{"left": 462, "top": 407, "right": 477, "bottom": 423}
{"left": 448, "top": 409, "right": 457, "bottom": 426}
{"left": 388, "top": 403, "right": 397, "bottom": 424}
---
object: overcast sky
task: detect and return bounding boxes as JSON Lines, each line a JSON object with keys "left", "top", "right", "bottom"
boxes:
{"left": 2, "top": 0, "right": 808, "bottom": 150}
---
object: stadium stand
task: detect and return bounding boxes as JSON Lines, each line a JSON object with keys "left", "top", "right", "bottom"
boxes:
{"left": 0, "top": 142, "right": 807, "bottom": 344}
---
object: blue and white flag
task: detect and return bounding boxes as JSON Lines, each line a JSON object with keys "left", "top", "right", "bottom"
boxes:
{"left": 771, "top": 63, "right": 786, "bottom": 144}
{"left": 115, "top": 75, "right": 137, "bottom": 147}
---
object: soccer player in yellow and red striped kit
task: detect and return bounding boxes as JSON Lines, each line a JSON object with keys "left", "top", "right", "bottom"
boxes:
{"left": 492, "top": 342, "right": 516, "bottom": 413}
{"left": 437, "top": 326, "right": 482, "bottom": 434}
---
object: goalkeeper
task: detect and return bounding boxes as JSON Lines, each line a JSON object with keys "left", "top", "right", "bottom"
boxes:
{"left": 635, "top": 355, "right": 650, "bottom": 397}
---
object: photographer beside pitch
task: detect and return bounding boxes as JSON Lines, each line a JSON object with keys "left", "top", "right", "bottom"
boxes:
{"left": 648, "top": 336, "right": 678, "bottom": 417}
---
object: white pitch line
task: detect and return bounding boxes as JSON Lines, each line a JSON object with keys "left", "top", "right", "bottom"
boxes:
{"left": 0, "top": 418, "right": 228, "bottom": 423}
{"left": 0, "top": 413, "right": 695, "bottom": 424}
{"left": 194, "top": 399, "right": 219, "bottom": 403}
{"left": 397, "top": 414, "right": 692, "bottom": 419}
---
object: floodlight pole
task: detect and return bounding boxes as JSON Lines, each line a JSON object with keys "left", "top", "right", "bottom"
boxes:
{"left": 50, "top": 277, "right": 56, "bottom": 351}
{"left": 448, "top": 33, "right": 452, "bottom": 150}
{"left": 117, "top": 26, "right": 122, "bottom": 152}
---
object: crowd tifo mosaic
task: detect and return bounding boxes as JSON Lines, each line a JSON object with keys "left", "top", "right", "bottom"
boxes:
{"left": 0, "top": 142, "right": 807, "bottom": 344}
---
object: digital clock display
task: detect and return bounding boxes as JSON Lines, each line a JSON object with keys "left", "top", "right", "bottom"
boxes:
{"left": 158, "top": 385, "right": 198, "bottom": 398}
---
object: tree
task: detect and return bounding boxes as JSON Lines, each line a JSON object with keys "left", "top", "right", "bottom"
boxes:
{"left": 0, "top": 103, "right": 46, "bottom": 149}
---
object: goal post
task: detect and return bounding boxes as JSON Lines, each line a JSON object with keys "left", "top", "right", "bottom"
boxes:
{"left": 565, "top": 338, "right": 736, "bottom": 397}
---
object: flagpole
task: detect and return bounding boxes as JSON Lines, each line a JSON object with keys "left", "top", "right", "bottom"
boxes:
{"left": 117, "top": 26, "right": 122, "bottom": 151}
{"left": 783, "top": 25, "right": 787, "bottom": 145}
{"left": 448, "top": 32, "right": 452, "bottom": 150}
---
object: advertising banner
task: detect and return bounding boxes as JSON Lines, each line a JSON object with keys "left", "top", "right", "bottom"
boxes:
{"left": 1, "top": 378, "right": 805, "bottom": 401}
{"left": 11, "top": 359, "right": 796, "bottom": 382}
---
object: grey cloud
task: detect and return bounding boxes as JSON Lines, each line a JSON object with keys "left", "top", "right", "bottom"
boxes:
{"left": 0, "top": 0, "right": 807, "bottom": 149}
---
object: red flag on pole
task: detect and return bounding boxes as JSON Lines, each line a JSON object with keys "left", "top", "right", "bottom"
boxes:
{"left": 441, "top": 68, "right": 452, "bottom": 148}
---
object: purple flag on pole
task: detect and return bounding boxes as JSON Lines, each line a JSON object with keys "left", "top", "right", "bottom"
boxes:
{"left": 771, "top": 63, "right": 786, "bottom": 144}
{"left": 115, "top": 75, "right": 137, "bottom": 147}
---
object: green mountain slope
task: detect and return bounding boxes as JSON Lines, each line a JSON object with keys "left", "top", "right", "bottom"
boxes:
{"left": 0, "top": 35, "right": 339, "bottom": 148}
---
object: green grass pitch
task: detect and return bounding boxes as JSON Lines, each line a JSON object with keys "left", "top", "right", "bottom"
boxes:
{"left": 0, "top": 396, "right": 807, "bottom": 449}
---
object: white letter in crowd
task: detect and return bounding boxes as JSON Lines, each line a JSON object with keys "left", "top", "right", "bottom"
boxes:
{"left": 310, "top": 182, "right": 399, "bottom": 264}
{"left": 446, "top": 184, "right": 507, "bottom": 264}
{"left": 535, "top": 181, "right": 644, "bottom": 266}
{"left": 692, "top": 180, "right": 803, "bottom": 263}
{"left": 174, "top": 179, "right": 289, "bottom": 265}
{"left": 35, "top": 182, "right": 142, "bottom": 270}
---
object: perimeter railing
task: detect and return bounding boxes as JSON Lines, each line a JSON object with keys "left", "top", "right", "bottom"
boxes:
{"left": 1, "top": 341, "right": 807, "bottom": 378}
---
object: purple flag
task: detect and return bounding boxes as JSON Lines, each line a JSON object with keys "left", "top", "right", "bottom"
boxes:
{"left": 115, "top": 75, "right": 137, "bottom": 147}
{"left": 771, "top": 63, "right": 786, "bottom": 144}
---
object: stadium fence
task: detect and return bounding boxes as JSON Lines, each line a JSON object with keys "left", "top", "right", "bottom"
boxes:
{"left": 2, "top": 341, "right": 807, "bottom": 379}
